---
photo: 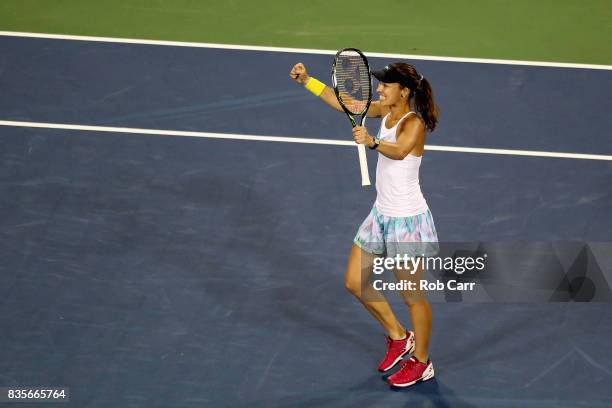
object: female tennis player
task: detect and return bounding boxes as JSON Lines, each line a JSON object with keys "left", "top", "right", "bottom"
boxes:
{"left": 290, "top": 62, "right": 439, "bottom": 388}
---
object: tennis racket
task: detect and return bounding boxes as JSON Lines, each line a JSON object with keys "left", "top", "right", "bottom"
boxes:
{"left": 332, "top": 48, "right": 373, "bottom": 186}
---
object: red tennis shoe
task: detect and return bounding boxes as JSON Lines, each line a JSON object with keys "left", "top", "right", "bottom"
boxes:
{"left": 387, "top": 356, "right": 435, "bottom": 387}
{"left": 377, "top": 330, "right": 415, "bottom": 372}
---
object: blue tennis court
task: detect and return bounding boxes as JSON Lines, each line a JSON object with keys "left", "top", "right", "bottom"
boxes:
{"left": 1, "top": 33, "right": 611, "bottom": 407}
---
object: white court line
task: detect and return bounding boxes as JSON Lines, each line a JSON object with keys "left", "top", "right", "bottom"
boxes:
{"left": 1, "top": 31, "right": 611, "bottom": 71}
{"left": 1, "top": 120, "right": 611, "bottom": 161}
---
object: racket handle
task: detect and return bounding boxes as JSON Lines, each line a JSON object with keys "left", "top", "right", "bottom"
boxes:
{"left": 357, "top": 144, "right": 371, "bottom": 186}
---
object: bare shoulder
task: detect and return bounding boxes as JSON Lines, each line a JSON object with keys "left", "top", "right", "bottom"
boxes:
{"left": 397, "top": 113, "right": 426, "bottom": 156}
{"left": 398, "top": 113, "right": 425, "bottom": 135}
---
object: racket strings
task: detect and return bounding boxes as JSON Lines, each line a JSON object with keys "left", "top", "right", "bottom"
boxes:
{"left": 334, "top": 53, "right": 371, "bottom": 114}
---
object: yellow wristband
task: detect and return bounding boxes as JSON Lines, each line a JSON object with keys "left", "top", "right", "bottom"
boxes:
{"left": 304, "top": 77, "right": 326, "bottom": 97}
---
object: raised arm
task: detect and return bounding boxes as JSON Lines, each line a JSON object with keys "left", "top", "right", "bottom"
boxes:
{"left": 290, "top": 63, "right": 343, "bottom": 112}
{"left": 290, "top": 62, "right": 389, "bottom": 118}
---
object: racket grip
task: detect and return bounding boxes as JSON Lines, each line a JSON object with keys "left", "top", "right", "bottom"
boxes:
{"left": 357, "top": 144, "right": 371, "bottom": 186}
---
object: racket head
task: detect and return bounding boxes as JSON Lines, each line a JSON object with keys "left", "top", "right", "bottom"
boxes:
{"left": 332, "top": 48, "right": 372, "bottom": 118}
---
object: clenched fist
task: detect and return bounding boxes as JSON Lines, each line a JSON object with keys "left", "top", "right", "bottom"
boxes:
{"left": 290, "top": 63, "right": 310, "bottom": 85}
{"left": 352, "top": 126, "right": 373, "bottom": 147}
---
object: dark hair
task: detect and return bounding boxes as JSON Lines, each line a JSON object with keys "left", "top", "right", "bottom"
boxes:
{"left": 391, "top": 63, "right": 439, "bottom": 132}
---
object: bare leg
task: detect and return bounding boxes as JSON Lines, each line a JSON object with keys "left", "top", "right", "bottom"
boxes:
{"left": 407, "top": 299, "right": 431, "bottom": 362}
{"left": 393, "top": 261, "right": 431, "bottom": 363}
{"left": 344, "top": 244, "right": 406, "bottom": 339}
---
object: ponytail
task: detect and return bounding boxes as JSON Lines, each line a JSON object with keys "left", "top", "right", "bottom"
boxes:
{"left": 390, "top": 62, "right": 440, "bottom": 132}
{"left": 414, "top": 76, "right": 438, "bottom": 132}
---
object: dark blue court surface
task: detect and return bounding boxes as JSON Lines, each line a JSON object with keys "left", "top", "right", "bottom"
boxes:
{"left": 1, "top": 36, "right": 611, "bottom": 407}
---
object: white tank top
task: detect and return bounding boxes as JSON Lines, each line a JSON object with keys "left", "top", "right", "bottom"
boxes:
{"left": 374, "top": 112, "right": 429, "bottom": 217}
